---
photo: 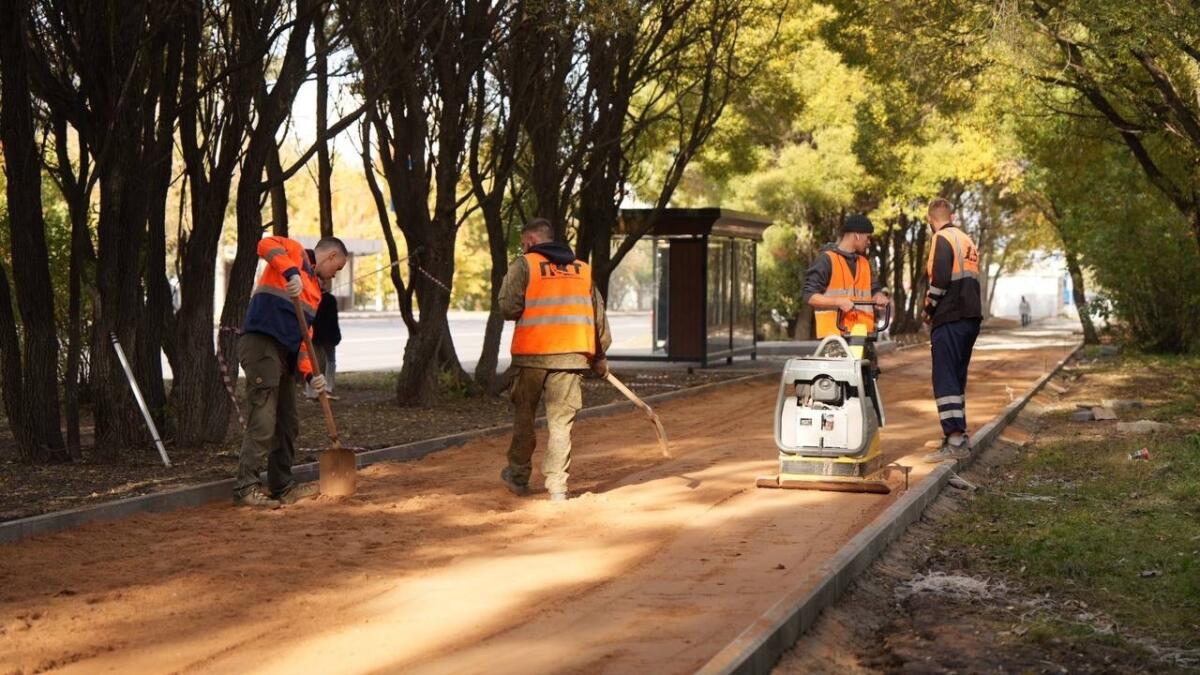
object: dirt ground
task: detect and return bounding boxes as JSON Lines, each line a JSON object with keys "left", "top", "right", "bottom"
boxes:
{"left": 779, "top": 348, "right": 1200, "bottom": 674}
{"left": 778, "top": 475, "right": 1170, "bottom": 674}
{"left": 0, "top": 328, "right": 1074, "bottom": 674}
{"left": 0, "top": 367, "right": 746, "bottom": 522}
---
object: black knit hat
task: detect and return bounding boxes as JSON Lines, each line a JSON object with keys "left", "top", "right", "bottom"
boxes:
{"left": 841, "top": 213, "right": 873, "bottom": 234}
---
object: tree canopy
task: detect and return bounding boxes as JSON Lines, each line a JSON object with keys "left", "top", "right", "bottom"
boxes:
{"left": 2, "top": 0, "right": 1198, "bottom": 464}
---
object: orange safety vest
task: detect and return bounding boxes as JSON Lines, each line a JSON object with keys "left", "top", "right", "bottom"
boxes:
{"left": 926, "top": 226, "right": 980, "bottom": 283}
{"left": 250, "top": 235, "right": 322, "bottom": 377}
{"left": 814, "top": 250, "right": 875, "bottom": 339}
{"left": 511, "top": 252, "right": 597, "bottom": 357}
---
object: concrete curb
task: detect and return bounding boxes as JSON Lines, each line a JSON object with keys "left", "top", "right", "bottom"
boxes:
{"left": 0, "top": 371, "right": 775, "bottom": 546}
{"left": 697, "top": 341, "right": 1083, "bottom": 675}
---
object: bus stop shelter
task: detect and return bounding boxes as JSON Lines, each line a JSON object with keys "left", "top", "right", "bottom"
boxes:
{"left": 609, "top": 208, "right": 772, "bottom": 366}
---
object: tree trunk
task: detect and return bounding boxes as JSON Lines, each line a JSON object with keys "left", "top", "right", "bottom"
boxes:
{"left": 360, "top": 116, "right": 412, "bottom": 326}
{"left": 473, "top": 223, "right": 510, "bottom": 391}
{"left": 394, "top": 242, "right": 456, "bottom": 406}
{"left": 436, "top": 314, "right": 473, "bottom": 391}
{"left": 315, "top": 5, "right": 334, "bottom": 238}
{"left": 220, "top": 0, "right": 315, "bottom": 385}
{"left": 474, "top": 303, "right": 508, "bottom": 393}
{"left": 469, "top": 170, "right": 513, "bottom": 393}
{"left": 1064, "top": 249, "right": 1099, "bottom": 345}
{"left": 64, "top": 202, "right": 87, "bottom": 457}
{"left": 905, "top": 220, "right": 928, "bottom": 328}
{"left": 0, "top": 0, "right": 65, "bottom": 459}
{"left": 92, "top": 135, "right": 155, "bottom": 458}
{"left": 267, "top": 142, "right": 290, "bottom": 237}
{"left": 172, "top": 174, "right": 235, "bottom": 446}
{"left": 345, "top": 0, "right": 498, "bottom": 406}
{"left": 0, "top": 263, "right": 34, "bottom": 458}
{"left": 169, "top": 0, "right": 267, "bottom": 448}
{"left": 890, "top": 213, "right": 909, "bottom": 333}
{"left": 136, "top": 29, "right": 184, "bottom": 440}
{"left": 56, "top": 121, "right": 93, "bottom": 457}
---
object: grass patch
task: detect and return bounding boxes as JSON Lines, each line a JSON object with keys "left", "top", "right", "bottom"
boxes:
{"left": 940, "top": 352, "right": 1200, "bottom": 651}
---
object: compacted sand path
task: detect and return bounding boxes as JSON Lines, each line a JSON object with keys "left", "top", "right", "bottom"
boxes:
{"left": 0, "top": 329, "right": 1074, "bottom": 674}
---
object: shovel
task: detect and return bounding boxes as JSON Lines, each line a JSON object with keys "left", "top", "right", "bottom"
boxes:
{"left": 292, "top": 297, "right": 356, "bottom": 496}
{"left": 604, "top": 372, "right": 670, "bottom": 458}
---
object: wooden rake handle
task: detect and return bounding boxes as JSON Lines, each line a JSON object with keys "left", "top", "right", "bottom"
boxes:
{"left": 604, "top": 372, "right": 671, "bottom": 458}
{"left": 292, "top": 296, "right": 341, "bottom": 449}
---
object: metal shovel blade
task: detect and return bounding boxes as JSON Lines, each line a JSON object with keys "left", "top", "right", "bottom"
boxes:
{"left": 319, "top": 445, "right": 357, "bottom": 496}
{"left": 292, "top": 296, "right": 357, "bottom": 497}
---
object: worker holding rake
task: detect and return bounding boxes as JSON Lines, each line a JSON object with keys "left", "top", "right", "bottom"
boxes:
{"left": 233, "top": 235, "right": 347, "bottom": 508}
{"left": 498, "top": 218, "right": 612, "bottom": 503}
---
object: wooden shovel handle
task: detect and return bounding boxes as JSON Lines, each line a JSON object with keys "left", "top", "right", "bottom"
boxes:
{"left": 292, "top": 296, "right": 341, "bottom": 449}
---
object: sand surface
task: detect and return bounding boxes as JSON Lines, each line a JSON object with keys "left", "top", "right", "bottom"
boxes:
{"left": 0, "top": 329, "right": 1074, "bottom": 674}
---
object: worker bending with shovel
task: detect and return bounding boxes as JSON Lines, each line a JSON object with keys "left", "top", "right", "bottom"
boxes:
{"left": 233, "top": 235, "right": 347, "bottom": 508}
{"left": 498, "top": 218, "right": 612, "bottom": 502}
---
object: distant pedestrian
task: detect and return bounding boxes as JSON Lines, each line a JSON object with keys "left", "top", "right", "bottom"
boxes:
{"left": 922, "top": 198, "right": 982, "bottom": 463}
{"left": 306, "top": 280, "right": 341, "bottom": 401}
{"left": 1019, "top": 296, "right": 1031, "bottom": 327}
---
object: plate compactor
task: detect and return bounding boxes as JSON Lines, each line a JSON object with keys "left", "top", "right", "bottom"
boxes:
{"left": 757, "top": 302, "right": 902, "bottom": 494}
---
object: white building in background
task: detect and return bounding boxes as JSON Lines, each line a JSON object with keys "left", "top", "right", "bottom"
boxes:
{"left": 989, "top": 251, "right": 1077, "bottom": 321}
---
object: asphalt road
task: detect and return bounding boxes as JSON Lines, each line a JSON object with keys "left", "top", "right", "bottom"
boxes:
{"left": 163, "top": 311, "right": 656, "bottom": 378}
{"left": 334, "top": 311, "right": 654, "bottom": 373}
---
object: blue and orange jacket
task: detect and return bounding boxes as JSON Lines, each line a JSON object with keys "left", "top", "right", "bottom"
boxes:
{"left": 242, "top": 236, "right": 321, "bottom": 378}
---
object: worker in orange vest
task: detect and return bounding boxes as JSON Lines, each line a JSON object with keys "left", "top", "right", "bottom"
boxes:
{"left": 803, "top": 214, "right": 891, "bottom": 353}
{"left": 498, "top": 218, "right": 612, "bottom": 502}
{"left": 921, "top": 198, "right": 982, "bottom": 462}
{"left": 234, "top": 235, "right": 347, "bottom": 508}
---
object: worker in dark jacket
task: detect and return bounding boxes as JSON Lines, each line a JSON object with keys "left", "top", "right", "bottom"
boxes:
{"left": 306, "top": 282, "right": 341, "bottom": 401}
{"left": 803, "top": 214, "right": 891, "bottom": 335}
{"left": 922, "top": 198, "right": 982, "bottom": 462}
{"left": 803, "top": 214, "right": 891, "bottom": 370}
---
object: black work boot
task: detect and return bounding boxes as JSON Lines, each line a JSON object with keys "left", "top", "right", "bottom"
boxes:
{"left": 274, "top": 482, "right": 319, "bottom": 505}
{"left": 233, "top": 487, "right": 282, "bottom": 509}
{"left": 500, "top": 467, "right": 529, "bottom": 496}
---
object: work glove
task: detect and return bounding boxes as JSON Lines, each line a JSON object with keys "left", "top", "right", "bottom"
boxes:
{"left": 285, "top": 275, "right": 303, "bottom": 298}
{"left": 591, "top": 357, "right": 610, "bottom": 378}
{"left": 308, "top": 373, "right": 327, "bottom": 395}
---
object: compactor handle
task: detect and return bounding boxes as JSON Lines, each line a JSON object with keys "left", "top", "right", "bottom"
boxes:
{"left": 836, "top": 301, "right": 892, "bottom": 337}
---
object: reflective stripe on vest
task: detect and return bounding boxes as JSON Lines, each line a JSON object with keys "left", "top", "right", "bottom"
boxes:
{"left": 927, "top": 227, "right": 980, "bottom": 282}
{"left": 814, "top": 250, "right": 875, "bottom": 339}
{"left": 511, "top": 252, "right": 597, "bottom": 357}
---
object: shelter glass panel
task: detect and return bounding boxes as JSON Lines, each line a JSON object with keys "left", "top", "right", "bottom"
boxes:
{"left": 707, "top": 239, "right": 733, "bottom": 354}
{"left": 732, "top": 240, "right": 756, "bottom": 351}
